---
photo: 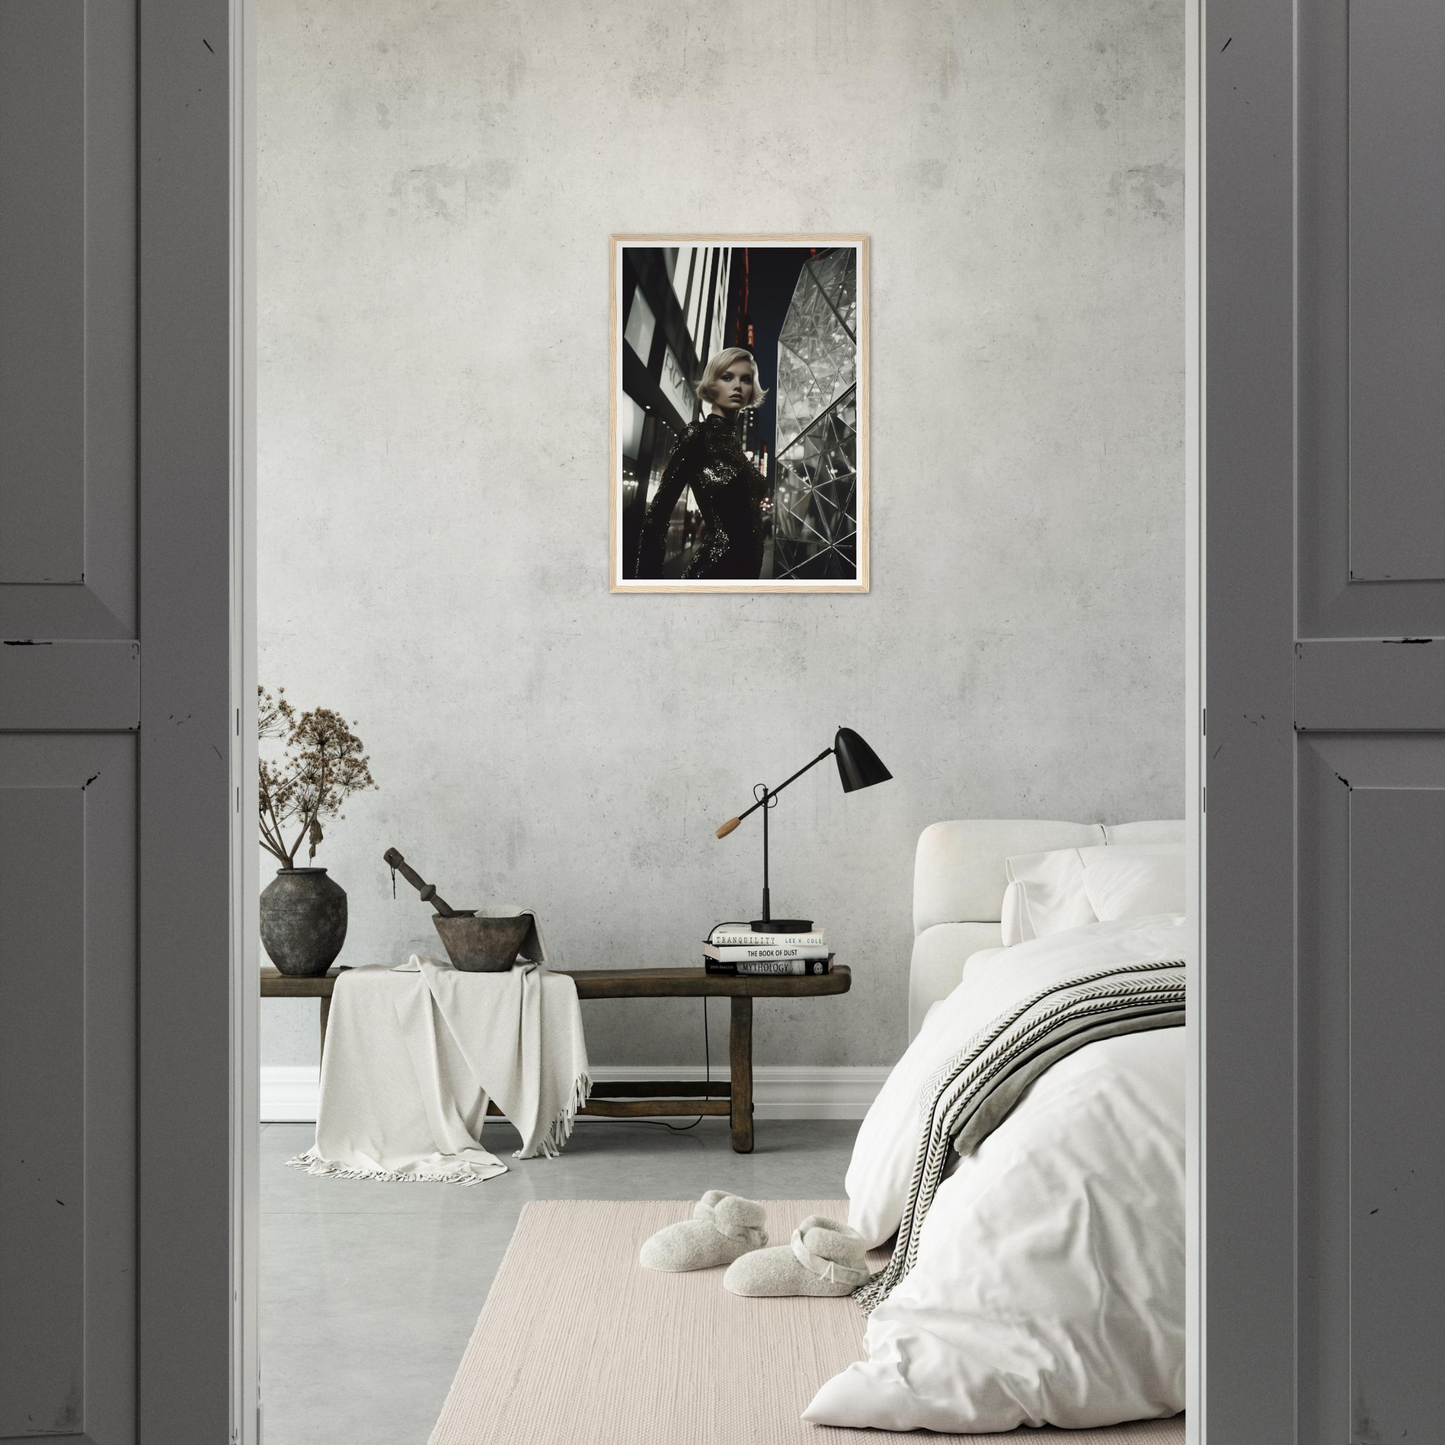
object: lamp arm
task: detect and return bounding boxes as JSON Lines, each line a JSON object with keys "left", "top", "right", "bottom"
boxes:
{"left": 768, "top": 746, "right": 836, "bottom": 801}
{"left": 716, "top": 747, "right": 834, "bottom": 838}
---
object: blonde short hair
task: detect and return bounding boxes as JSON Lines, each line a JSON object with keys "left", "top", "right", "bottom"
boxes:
{"left": 697, "top": 347, "right": 768, "bottom": 409}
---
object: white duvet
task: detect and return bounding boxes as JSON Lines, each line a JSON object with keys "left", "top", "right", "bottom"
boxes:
{"left": 805, "top": 915, "right": 1186, "bottom": 1433}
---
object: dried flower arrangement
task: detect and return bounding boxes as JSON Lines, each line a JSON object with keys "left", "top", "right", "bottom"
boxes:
{"left": 258, "top": 686, "right": 377, "bottom": 868}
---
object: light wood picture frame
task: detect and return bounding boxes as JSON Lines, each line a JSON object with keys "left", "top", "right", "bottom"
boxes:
{"left": 610, "top": 234, "right": 869, "bottom": 593}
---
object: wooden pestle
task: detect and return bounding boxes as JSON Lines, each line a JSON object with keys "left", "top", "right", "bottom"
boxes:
{"left": 382, "top": 847, "right": 470, "bottom": 918}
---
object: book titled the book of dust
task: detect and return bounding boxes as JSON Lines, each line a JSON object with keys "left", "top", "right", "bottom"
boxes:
{"left": 703, "top": 941, "right": 830, "bottom": 963}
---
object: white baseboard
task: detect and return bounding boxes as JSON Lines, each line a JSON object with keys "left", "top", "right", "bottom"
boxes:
{"left": 259, "top": 1063, "right": 888, "bottom": 1124}
{"left": 259, "top": 1066, "right": 325, "bottom": 1123}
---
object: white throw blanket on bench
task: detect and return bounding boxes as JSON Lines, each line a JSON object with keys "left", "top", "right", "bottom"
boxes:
{"left": 289, "top": 956, "right": 591, "bottom": 1185}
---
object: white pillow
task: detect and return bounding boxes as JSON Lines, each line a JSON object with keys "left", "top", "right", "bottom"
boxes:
{"left": 999, "top": 881, "right": 1028, "bottom": 947}
{"left": 1002, "top": 848, "right": 1096, "bottom": 943}
{"left": 1078, "top": 842, "right": 1184, "bottom": 920}
{"left": 1000, "top": 843, "right": 1185, "bottom": 945}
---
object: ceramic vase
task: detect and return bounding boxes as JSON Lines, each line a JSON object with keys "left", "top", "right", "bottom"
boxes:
{"left": 260, "top": 867, "right": 348, "bottom": 977}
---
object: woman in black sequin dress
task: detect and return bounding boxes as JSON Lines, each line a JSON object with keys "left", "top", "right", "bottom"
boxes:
{"left": 634, "top": 348, "right": 769, "bottom": 581}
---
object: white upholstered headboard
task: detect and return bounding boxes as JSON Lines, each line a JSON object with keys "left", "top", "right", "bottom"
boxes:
{"left": 908, "top": 818, "right": 1184, "bottom": 1039}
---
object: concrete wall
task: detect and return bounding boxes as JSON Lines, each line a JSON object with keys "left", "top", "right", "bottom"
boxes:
{"left": 259, "top": 0, "right": 1184, "bottom": 1070}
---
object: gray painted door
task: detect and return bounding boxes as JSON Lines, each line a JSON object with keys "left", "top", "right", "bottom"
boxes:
{"left": 1208, "top": 0, "right": 1445, "bottom": 1439}
{"left": 1, "top": 1, "right": 245, "bottom": 1440}
{"left": 2, "top": 6, "right": 141, "bottom": 1438}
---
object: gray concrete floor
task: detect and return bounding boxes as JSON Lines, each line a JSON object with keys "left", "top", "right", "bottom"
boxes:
{"left": 261, "top": 1117, "right": 857, "bottom": 1445}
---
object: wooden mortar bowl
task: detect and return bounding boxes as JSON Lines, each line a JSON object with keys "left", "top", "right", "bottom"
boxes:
{"left": 431, "top": 914, "right": 531, "bottom": 972}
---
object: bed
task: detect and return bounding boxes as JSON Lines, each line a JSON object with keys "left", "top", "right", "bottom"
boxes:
{"left": 805, "top": 818, "right": 1187, "bottom": 1434}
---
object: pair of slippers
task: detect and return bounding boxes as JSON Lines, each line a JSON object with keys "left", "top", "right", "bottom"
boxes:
{"left": 639, "top": 1190, "right": 871, "bottom": 1297}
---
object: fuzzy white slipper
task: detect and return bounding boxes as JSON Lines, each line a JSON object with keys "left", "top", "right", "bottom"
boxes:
{"left": 722, "top": 1214, "right": 870, "bottom": 1297}
{"left": 638, "top": 1190, "right": 768, "bottom": 1273}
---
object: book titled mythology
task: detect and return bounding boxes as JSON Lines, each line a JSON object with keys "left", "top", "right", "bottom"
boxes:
{"left": 703, "top": 955, "right": 834, "bottom": 976}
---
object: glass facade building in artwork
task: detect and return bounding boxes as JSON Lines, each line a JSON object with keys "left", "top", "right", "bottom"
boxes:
{"left": 771, "top": 248, "right": 859, "bottom": 581}
{"left": 618, "top": 246, "right": 732, "bottom": 577}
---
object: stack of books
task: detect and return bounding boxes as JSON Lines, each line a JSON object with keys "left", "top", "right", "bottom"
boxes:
{"left": 703, "top": 923, "right": 832, "bottom": 975}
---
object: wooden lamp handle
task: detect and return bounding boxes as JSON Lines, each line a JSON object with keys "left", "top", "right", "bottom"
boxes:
{"left": 716, "top": 817, "right": 741, "bottom": 839}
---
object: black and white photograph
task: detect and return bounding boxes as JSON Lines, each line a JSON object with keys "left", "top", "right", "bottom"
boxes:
{"left": 611, "top": 236, "right": 868, "bottom": 591}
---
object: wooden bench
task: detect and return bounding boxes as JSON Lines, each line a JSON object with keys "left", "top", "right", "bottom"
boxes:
{"left": 260, "top": 963, "right": 852, "bottom": 1153}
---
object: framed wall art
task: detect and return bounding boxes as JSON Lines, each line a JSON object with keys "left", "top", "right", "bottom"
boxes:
{"left": 610, "top": 235, "right": 869, "bottom": 593}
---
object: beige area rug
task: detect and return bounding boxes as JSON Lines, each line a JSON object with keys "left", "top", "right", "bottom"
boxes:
{"left": 429, "top": 1200, "right": 1185, "bottom": 1445}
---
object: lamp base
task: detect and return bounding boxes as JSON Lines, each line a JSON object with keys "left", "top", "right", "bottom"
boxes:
{"left": 750, "top": 917, "right": 814, "bottom": 933}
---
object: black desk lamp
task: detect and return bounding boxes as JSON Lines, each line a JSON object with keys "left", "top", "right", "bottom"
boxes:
{"left": 715, "top": 727, "right": 892, "bottom": 932}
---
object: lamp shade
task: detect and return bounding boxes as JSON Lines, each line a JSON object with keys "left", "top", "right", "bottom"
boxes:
{"left": 833, "top": 727, "right": 892, "bottom": 792}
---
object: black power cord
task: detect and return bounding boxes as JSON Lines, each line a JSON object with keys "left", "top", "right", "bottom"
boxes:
{"left": 600, "top": 996, "right": 713, "bottom": 1134}
{"left": 649, "top": 996, "right": 711, "bottom": 1132}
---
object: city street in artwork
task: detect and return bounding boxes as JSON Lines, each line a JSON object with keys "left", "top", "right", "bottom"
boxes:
{"left": 610, "top": 236, "right": 868, "bottom": 593}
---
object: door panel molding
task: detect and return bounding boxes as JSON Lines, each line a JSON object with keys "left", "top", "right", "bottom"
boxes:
{"left": 0, "top": 736, "right": 137, "bottom": 1444}
{"left": 1297, "top": 734, "right": 1445, "bottom": 1440}
{"left": 0, "top": 641, "right": 141, "bottom": 732}
{"left": 1344, "top": 787, "right": 1445, "bottom": 1434}
{"left": 1345, "top": 3, "right": 1445, "bottom": 582}
{"left": 0, "top": 0, "right": 85, "bottom": 585}
{"left": 0, "top": 587, "right": 134, "bottom": 643}
{"left": 1296, "top": 638, "right": 1445, "bottom": 730}
{"left": 0, "top": 786, "right": 85, "bottom": 1437}
{"left": 1298, "top": 0, "right": 1445, "bottom": 634}
{"left": 0, "top": 0, "right": 137, "bottom": 635}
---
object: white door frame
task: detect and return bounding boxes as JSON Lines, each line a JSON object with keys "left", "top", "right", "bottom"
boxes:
{"left": 1183, "top": 0, "right": 1205, "bottom": 1438}
{"left": 222, "top": 4, "right": 1208, "bottom": 1442}
{"left": 230, "top": 0, "right": 260, "bottom": 1438}
{"left": 223, "top": 0, "right": 259, "bottom": 1439}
